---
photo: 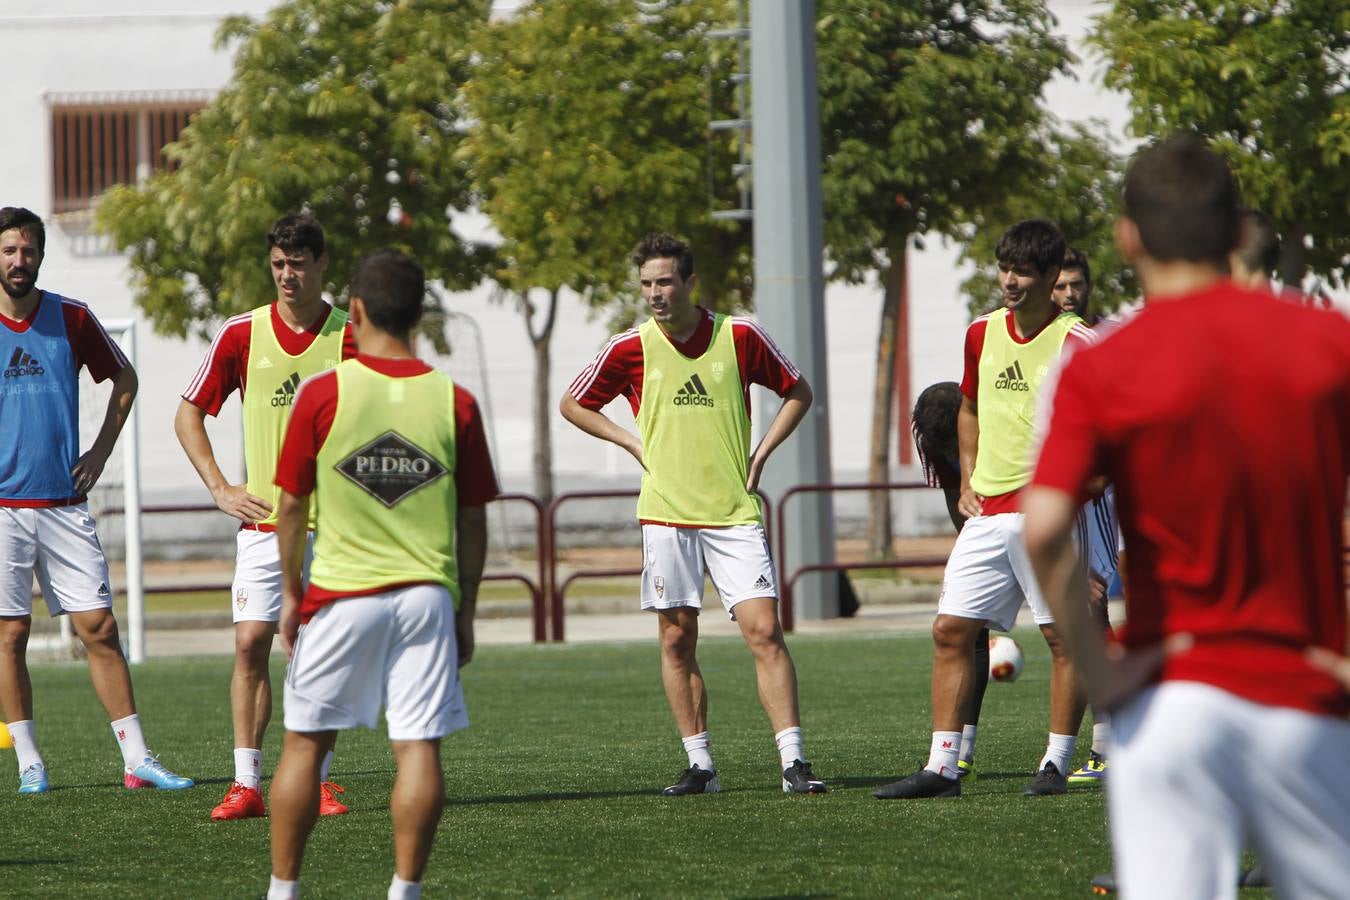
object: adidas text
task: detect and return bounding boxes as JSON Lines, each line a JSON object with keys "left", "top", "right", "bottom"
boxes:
{"left": 673, "top": 393, "right": 714, "bottom": 407}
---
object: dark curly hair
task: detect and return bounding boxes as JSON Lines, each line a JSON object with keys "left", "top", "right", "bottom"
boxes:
{"left": 912, "top": 381, "right": 962, "bottom": 487}
{"left": 631, "top": 232, "right": 694, "bottom": 280}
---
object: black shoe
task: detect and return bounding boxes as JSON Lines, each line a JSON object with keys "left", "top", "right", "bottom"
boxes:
{"left": 1240, "top": 864, "right": 1268, "bottom": 888}
{"left": 661, "top": 765, "right": 720, "bottom": 796}
{"left": 1023, "top": 761, "right": 1068, "bottom": 796}
{"left": 873, "top": 767, "right": 960, "bottom": 799}
{"left": 781, "top": 759, "right": 827, "bottom": 794}
{"left": 1090, "top": 873, "right": 1117, "bottom": 894}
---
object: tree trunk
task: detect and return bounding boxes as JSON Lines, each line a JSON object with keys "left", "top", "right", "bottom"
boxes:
{"left": 866, "top": 235, "right": 907, "bottom": 560}
{"left": 525, "top": 288, "right": 558, "bottom": 507}
{"left": 1279, "top": 226, "right": 1308, "bottom": 288}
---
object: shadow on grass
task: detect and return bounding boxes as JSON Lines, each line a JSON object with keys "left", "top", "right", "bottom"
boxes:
{"left": 830, "top": 771, "right": 1031, "bottom": 790}
{"left": 446, "top": 787, "right": 687, "bottom": 805}
{"left": 0, "top": 859, "right": 72, "bottom": 866}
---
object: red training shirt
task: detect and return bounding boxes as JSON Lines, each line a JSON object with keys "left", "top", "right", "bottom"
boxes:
{"left": 959, "top": 308, "right": 1095, "bottom": 514}
{"left": 1032, "top": 281, "right": 1350, "bottom": 717}
{"left": 274, "top": 355, "right": 500, "bottom": 620}
{"left": 181, "top": 303, "right": 358, "bottom": 415}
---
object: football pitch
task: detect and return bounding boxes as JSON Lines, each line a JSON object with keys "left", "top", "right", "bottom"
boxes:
{"left": 1, "top": 631, "right": 1269, "bottom": 898}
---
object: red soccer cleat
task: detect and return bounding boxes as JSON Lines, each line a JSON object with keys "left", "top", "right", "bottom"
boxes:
{"left": 319, "top": 781, "right": 348, "bottom": 816}
{"left": 211, "top": 781, "right": 265, "bottom": 821}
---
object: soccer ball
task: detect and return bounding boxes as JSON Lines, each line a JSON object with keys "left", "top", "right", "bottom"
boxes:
{"left": 988, "top": 635, "right": 1024, "bottom": 683}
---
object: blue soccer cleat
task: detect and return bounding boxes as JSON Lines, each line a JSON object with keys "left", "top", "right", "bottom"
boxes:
{"left": 18, "top": 762, "right": 48, "bottom": 794}
{"left": 124, "top": 755, "right": 194, "bottom": 790}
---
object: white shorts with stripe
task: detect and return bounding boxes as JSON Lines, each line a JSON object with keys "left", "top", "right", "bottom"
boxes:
{"left": 283, "top": 583, "right": 468, "bottom": 741}
{"left": 937, "top": 512, "right": 1050, "bottom": 632}
{"left": 1109, "top": 682, "right": 1350, "bottom": 899}
{"left": 640, "top": 523, "right": 777, "bottom": 619}
{"left": 231, "top": 529, "right": 315, "bottom": 624}
{"left": 0, "top": 504, "right": 113, "bottom": 617}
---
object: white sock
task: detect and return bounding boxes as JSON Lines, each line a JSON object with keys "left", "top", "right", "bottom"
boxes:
{"left": 681, "top": 732, "right": 714, "bottom": 771}
{"left": 1092, "top": 720, "right": 1111, "bottom": 755}
{"left": 8, "top": 720, "right": 42, "bottom": 772}
{"left": 1040, "top": 733, "right": 1077, "bottom": 775}
{"left": 959, "top": 725, "right": 978, "bottom": 766}
{"left": 267, "top": 875, "right": 299, "bottom": 899}
{"left": 111, "top": 714, "right": 148, "bottom": 769}
{"left": 388, "top": 875, "right": 421, "bottom": 900}
{"left": 925, "top": 731, "right": 961, "bottom": 779}
{"left": 320, "top": 749, "right": 334, "bottom": 782}
{"left": 235, "top": 748, "right": 263, "bottom": 790}
{"left": 774, "top": 726, "right": 804, "bottom": 769}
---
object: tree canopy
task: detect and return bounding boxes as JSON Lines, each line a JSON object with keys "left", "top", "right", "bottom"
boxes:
{"left": 1091, "top": 0, "right": 1350, "bottom": 286}
{"left": 97, "top": 0, "right": 491, "bottom": 338}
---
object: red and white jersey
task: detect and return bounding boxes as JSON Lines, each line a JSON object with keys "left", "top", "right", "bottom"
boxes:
{"left": 567, "top": 307, "right": 801, "bottom": 415}
{"left": 181, "top": 303, "right": 357, "bottom": 415}
{"left": 959, "top": 308, "right": 1095, "bottom": 514}
{"left": 1032, "top": 280, "right": 1350, "bottom": 717}
{"left": 0, "top": 292, "right": 128, "bottom": 383}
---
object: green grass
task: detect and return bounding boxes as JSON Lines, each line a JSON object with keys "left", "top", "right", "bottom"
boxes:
{"left": 0, "top": 632, "right": 1264, "bottom": 898}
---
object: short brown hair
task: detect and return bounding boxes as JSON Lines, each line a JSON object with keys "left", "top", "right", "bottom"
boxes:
{"left": 1061, "top": 247, "right": 1092, "bottom": 286}
{"left": 0, "top": 207, "right": 45, "bottom": 254}
{"left": 631, "top": 232, "right": 694, "bottom": 280}
{"left": 1124, "top": 134, "right": 1239, "bottom": 264}
{"left": 267, "top": 213, "right": 325, "bottom": 259}
{"left": 350, "top": 249, "right": 425, "bottom": 335}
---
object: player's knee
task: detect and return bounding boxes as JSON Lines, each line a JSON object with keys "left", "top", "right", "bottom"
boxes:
{"left": 77, "top": 614, "right": 121, "bottom": 650}
{"left": 659, "top": 623, "right": 696, "bottom": 659}
{"left": 932, "top": 615, "right": 978, "bottom": 652}
{"left": 0, "top": 619, "right": 30, "bottom": 655}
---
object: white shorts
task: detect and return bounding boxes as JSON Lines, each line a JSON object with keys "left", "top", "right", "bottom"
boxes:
{"left": 283, "top": 583, "right": 468, "bottom": 741}
{"left": 640, "top": 523, "right": 777, "bottom": 618}
{"left": 1108, "top": 682, "right": 1350, "bottom": 899}
{"left": 937, "top": 512, "right": 1050, "bottom": 632}
{"left": 0, "top": 505, "right": 113, "bottom": 617}
{"left": 231, "top": 529, "right": 314, "bottom": 624}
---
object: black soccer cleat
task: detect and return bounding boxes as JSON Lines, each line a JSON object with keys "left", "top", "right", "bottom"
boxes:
{"left": 873, "top": 767, "right": 960, "bottom": 799}
{"left": 661, "top": 765, "right": 721, "bottom": 796}
{"left": 1023, "top": 761, "right": 1068, "bottom": 796}
{"left": 781, "top": 759, "right": 827, "bottom": 794}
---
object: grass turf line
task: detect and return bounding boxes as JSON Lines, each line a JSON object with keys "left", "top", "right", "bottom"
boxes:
{"left": 0, "top": 632, "right": 1257, "bottom": 898}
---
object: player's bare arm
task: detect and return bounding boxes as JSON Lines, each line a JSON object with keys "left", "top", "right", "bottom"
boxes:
{"left": 559, "top": 392, "right": 645, "bottom": 470}
{"left": 746, "top": 377, "right": 813, "bottom": 492}
{"left": 273, "top": 488, "right": 311, "bottom": 658}
{"left": 1023, "top": 485, "right": 1186, "bottom": 711}
{"left": 1306, "top": 647, "right": 1350, "bottom": 692}
{"left": 70, "top": 363, "right": 137, "bottom": 496}
{"left": 956, "top": 395, "right": 983, "bottom": 519}
{"left": 174, "top": 398, "right": 274, "bottom": 523}
{"left": 455, "top": 504, "right": 488, "bottom": 668}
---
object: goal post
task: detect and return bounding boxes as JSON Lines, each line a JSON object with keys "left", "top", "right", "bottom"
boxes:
{"left": 80, "top": 318, "right": 146, "bottom": 663}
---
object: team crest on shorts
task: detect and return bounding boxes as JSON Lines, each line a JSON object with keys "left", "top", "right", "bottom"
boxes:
{"left": 653, "top": 576, "right": 664, "bottom": 599}
{"left": 236, "top": 588, "right": 248, "bottom": 611}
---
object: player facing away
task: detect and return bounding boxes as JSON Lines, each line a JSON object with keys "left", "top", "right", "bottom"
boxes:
{"left": 0, "top": 207, "right": 192, "bottom": 794}
{"left": 874, "top": 219, "right": 1095, "bottom": 800}
{"left": 560, "top": 232, "right": 826, "bottom": 796}
{"left": 266, "top": 249, "right": 497, "bottom": 900}
{"left": 176, "top": 214, "right": 356, "bottom": 820}
{"left": 1023, "top": 134, "right": 1350, "bottom": 899}
{"left": 1052, "top": 247, "right": 1121, "bottom": 786}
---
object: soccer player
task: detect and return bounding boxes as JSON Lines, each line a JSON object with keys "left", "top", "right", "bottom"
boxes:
{"left": 0, "top": 207, "right": 192, "bottom": 794}
{"left": 1052, "top": 247, "right": 1121, "bottom": 785}
{"left": 1228, "top": 207, "right": 1280, "bottom": 290}
{"left": 1024, "top": 134, "right": 1350, "bottom": 899}
{"left": 266, "top": 249, "right": 497, "bottom": 900}
{"left": 560, "top": 232, "right": 826, "bottom": 796}
{"left": 874, "top": 219, "right": 1094, "bottom": 800}
{"left": 176, "top": 213, "right": 356, "bottom": 820}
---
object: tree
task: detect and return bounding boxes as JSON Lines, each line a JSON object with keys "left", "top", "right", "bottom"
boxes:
{"left": 957, "top": 122, "right": 1137, "bottom": 316}
{"left": 460, "top": 0, "right": 750, "bottom": 504}
{"left": 1091, "top": 0, "right": 1350, "bottom": 287}
{"left": 815, "top": 0, "right": 1072, "bottom": 558}
{"left": 97, "top": 0, "right": 491, "bottom": 339}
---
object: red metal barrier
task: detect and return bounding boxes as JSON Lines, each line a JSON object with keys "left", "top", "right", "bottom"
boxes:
{"left": 545, "top": 489, "right": 772, "bottom": 642}
{"left": 105, "top": 494, "right": 550, "bottom": 642}
{"left": 776, "top": 481, "right": 942, "bottom": 632}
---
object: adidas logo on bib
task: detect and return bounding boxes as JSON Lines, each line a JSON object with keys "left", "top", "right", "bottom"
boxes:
{"left": 271, "top": 372, "right": 302, "bottom": 407}
{"left": 4, "top": 347, "right": 44, "bottom": 378}
{"left": 674, "top": 374, "right": 714, "bottom": 408}
{"left": 994, "top": 360, "right": 1029, "bottom": 392}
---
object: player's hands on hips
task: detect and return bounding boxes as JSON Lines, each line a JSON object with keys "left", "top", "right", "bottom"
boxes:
{"left": 957, "top": 486, "right": 984, "bottom": 519}
{"left": 456, "top": 610, "right": 475, "bottom": 667}
{"left": 70, "top": 447, "right": 110, "bottom": 495}
{"left": 1306, "top": 647, "right": 1350, "bottom": 692}
{"left": 213, "top": 483, "right": 274, "bottom": 523}
{"left": 1089, "top": 632, "right": 1193, "bottom": 712}
{"left": 746, "top": 453, "right": 766, "bottom": 492}
{"left": 1087, "top": 571, "right": 1109, "bottom": 616}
